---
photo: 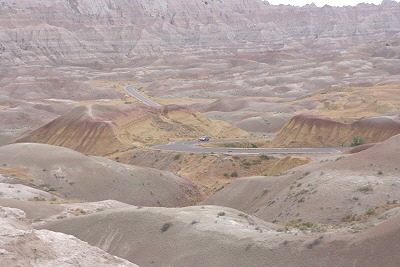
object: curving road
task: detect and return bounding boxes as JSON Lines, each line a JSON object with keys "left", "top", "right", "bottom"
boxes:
{"left": 124, "top": 84, "right": 161, "bottom": 107}
{"left": 123, "top": 85, "right": 344, "bottom": 155}
{"left": 151, "top": 140, "right": 345, "bottom": 154}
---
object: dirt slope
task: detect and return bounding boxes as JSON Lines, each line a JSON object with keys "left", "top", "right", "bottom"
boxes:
{"left": 111, "top": 149, "right": 312, "bottom": 196}
{"left": 16, "top": 104, "right": 247, "bottom": 155}
{"left": 0, "top": 143, "right": 200, "bottom": 206}
{"left": 204, "top": 134, "right": 400, "bottom": 224}
{"left": 272, "top": 113, "right": 400, "bottom": 147}
{"left": 39, "top": 205, "right": 400, "bottom": 267}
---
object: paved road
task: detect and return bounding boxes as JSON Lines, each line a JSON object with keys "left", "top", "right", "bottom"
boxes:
{"left": 124, "top": 84, "right": 161, "bottom": 107}
{"left": 123, "top": 86, "right": 344, "bottom": 155}
{"left": 151, "top": 139, "right": 345, "bottom": 154}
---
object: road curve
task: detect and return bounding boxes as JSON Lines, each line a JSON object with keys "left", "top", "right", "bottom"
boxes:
{"left": 151, "top": 140, "right": 345, "bottom": 154}
{"left": 124, "top": 84, "right": 161, "bottom": 107}
{"left": 123, "top": 86, "right": 344, "bottom": 155}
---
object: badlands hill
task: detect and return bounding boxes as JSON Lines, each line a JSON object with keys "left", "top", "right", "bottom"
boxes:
{"left": 271, "top": 113, "right": 400, "bottom": 147}
{"left": 203, "top": 97, "right": 296, "bottom": 132}
{"left": 0, "top": 206, "right": 138, "bottom": 267}
{"left": 0, "top": 98, "right": 76, "bottom": 146}
{"left": 16, "top": 104, "right": 247, "bottom": 155}
{"left": 200, "top": 83, "right": 400, "bottom": 133}
{"left": 204, "top": 134, "right": 400, "bottom": 224}
{"left": 0, "top": 143, "right": 201, "bottom": 206}
{"left": 294, "top": 83, "right": 400, "bottom": 121}
{"left": 39, "top": 205, "right": 400, "bottom": 267}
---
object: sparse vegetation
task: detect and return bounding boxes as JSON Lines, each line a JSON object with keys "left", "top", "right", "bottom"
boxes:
{"left": 161, "top": 222, "right": 172, "bottom": 232}
{"left": 285, "top": 219, "right": 327, "bottom": 232}
{"left": 259, "top": 154, "right": 270, "bottom": 160}
{"left": 335, "top": 156, "right": 345, "bottom": 161}
{"left": 29, "top": 196, "right": 46, "bottom": 201}
{"left": 307, "top": 236, "right": 324, "bottom": 249}
{"left": 350, "top": 135, "right": 366, "bottom": 147}
{"left": 73, "top": 208, "right": 87, "bottom": 216}
{"left": 173, "top": 154, "right": 181, "bottom": 160}
{"left": 298, "top": 171, "right": 311, "bottom": 179}
{"left": 261, "top": 188, "right": 269, "bottom": 196}
{"left": 230, "top": 171, "right": 238, "bottom": 177}
{"left": 217, "top": 211, "right": 226, "bottom": 217}
{"left": 341, "top": 204, "right": 395, "bottom": 223}
{"left": 366, "top": 207, "right": 375, "bottom": 216}
{"left": 357, "top": 184, "right": 373, "bottom": 193}
{"left": 241, "top": 159, "right": 261, "bottom": 167}
{"left": 39, "top": 183, "right": 56, "bottom": 192}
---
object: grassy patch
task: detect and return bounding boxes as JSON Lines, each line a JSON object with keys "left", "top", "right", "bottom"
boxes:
{"left": 285, "top": 219, "right": 327, "bottom": 232}
{"left": 29, "top": 196, "right": 46, "bottom": 201}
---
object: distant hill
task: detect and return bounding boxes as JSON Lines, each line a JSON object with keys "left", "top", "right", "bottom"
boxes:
{"left": 16, "top": 104, "right": 247, "bottom": 155}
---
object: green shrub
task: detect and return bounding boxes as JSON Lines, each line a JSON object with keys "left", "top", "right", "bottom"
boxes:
{"left": 230, "top": 171, "right": 238, "bottom": 177}
{"left": 242, "top": 160, "right": 252, "bottom": 166}
{"left": 366, "top": 208, "right": 375, "bottom": 216}
{"left": 160, "top": 222, "right": 172, "bottom": 232}
{"left": 350, "top": 135, "right": 366, "bottom": 147}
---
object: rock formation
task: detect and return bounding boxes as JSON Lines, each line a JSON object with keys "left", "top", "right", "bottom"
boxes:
{"left": 0, "top": 0, "right": 399, "bottom": 66}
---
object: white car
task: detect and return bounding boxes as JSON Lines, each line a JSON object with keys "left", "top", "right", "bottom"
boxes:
{"left": 198, "top": 136, "right": 210, "bottom": 141}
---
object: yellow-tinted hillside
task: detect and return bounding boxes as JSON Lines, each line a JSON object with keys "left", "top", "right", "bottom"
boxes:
{"left": 17, "top": 104, "right": 248, "bottom": 155}
{"left": 272, "top": 113, "right": 400, "bottom": 147}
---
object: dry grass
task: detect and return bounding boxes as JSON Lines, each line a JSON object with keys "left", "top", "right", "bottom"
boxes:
{"left": 0, "top": 166, "right": 32, "bottom": 183}
{"left": 0, "top": 104, "right": 9, "bottom": 110}
{"left": 341, "top": 200, "right": 400, "bottom": 224}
